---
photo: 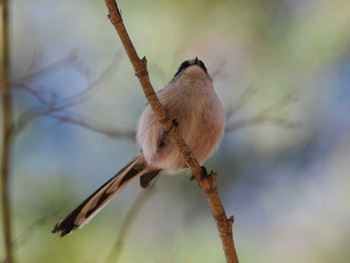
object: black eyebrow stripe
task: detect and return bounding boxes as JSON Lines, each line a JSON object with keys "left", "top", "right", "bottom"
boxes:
{"left": 174, "top": 60, "right": 191, "bottom": 77}
{"left": 173, "top": 59, "right": 208, "bottom": 78}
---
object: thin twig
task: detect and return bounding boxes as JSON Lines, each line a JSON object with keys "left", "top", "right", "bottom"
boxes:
{"left": 226, "top": 115, "right": 300, "bottom": 131}
{"left": 12, "top": 205, "right": 64, "bottom": 248}
{"left": 226, "top": 93, "right": 300, "bottom": 132}
{"left": 48, "top": 112, "right": 135, "bottom": 140}
{"left": 13, "top": 51, "right": 81, "bottom": 85}
{"left": 1, "top": 0, "right": 15, "bottom": 262}
{"left": 105, "top": 181, "right": 157, "bottom": 263}
{"left": 12, "top": 53, "right": 123, "bottom": 135}
{"left": 105, "top": 1, "right": 239, "bottom": 262}
{"left": 226, "top": 84, "right": 257, "bottom": 120}
{"left": 24, "top": 48, "right": 44, "bottom": 76}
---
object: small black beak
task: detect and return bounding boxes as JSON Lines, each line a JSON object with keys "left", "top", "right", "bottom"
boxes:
{"left": 194, "top": 57, "right": 198, "bottom": 64}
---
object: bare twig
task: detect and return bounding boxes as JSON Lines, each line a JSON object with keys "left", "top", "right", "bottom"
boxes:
{"left": 1, "top": 0, "right": 15, "bottom": 262}
{"left": 226, "top": 115, "right": 300, "bottom": 131}
{"left": 226, "top": 84, "right": 257, "bottom": 120}
{"left": 14, "top": 51, "right": 81, "bottom": 85}
{"left": 12, "top": 53, "right": 125, "bottom": 136}
{"left": 12, "top": 205, "right": 64, "bottom": 248}
{"left": 105, "top": 1, "right": 239, "bottom": 262}
{"left": 24, "top": 48, "right": 44, "bottom": 76}
{"left": 48, "top": 112, "right": 135, "bottom": 140}
{"left": 226, "top": 93, "right": 300, "bottom": 132}
{"left": 105, "top": 181, "right": 157, "bottom": 263}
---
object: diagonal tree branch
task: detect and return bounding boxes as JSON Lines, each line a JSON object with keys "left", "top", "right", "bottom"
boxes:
{"left": 105, "top": 1, "right": 239, "bottom": 262}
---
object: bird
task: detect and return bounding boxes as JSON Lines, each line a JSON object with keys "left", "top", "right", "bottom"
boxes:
{"left": 52, "top": 57, "right": 226, "bottom": 236}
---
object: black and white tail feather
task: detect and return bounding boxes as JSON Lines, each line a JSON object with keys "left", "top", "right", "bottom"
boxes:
{"left": 52, "top": 156, "right": 159, "bottom": 236}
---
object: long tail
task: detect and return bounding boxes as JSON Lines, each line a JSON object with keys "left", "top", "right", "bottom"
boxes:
{"left": 52, "top": 156, "right": 160, "bottom": 237}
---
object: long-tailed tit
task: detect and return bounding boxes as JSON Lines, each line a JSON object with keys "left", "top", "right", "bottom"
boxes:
{"left": 52, "top": 58, "right": 225, "bottom": 236}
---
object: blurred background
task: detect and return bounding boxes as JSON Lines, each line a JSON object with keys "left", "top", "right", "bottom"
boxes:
{"left": 1, "top": 0, "right": 350, "bottom": 262}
